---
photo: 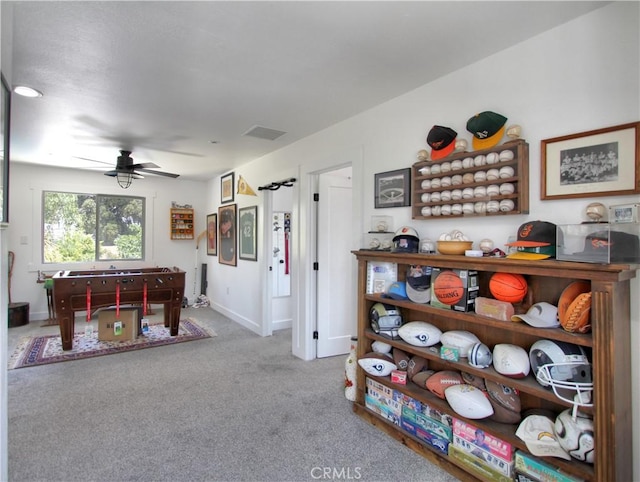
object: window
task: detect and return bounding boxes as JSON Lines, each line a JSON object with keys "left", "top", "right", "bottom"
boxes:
{"left": 43, "top": 191, "right": 145, "bottom": 263}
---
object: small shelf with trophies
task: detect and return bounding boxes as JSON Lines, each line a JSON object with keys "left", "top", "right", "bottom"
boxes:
{"left": 170, "top": 208, "right": 194, "bottom": 240}
{"left": 412, "top": 139, "right": 529, "bottom": 220}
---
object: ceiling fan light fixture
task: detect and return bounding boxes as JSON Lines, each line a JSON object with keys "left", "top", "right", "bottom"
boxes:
{"left": 116, "top": 172, "right": 134, "bottom": 189}
{"left": 13, "top": 85, "right": 43, "bottom": 98}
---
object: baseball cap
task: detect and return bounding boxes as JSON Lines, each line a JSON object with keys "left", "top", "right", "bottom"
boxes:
{"left": 427, "top": 126, "right": 457, "bottom": 160}
{"left": 466, "top": 111, "right": 507, "bottom": 150}
{"left": 506, "top": 221, "right": 557, "bottom": 260}
{"left": 406, "top": 265, "right": 432, "bottom": 304}
{"left": 384, "top": 281, "right": 409, "bottom": 301}
{"left": 574, "top": 230, "right": 640, "bottom": 263}
{"left": 515, "top": 415, "right": 571, "bottom": 460}
{"left": 511, "top": 302, "right": 559, "bottom": 328}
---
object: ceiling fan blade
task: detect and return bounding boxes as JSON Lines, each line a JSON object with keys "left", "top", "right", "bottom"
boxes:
{"left": 137, "top": 168, "right": 180, "bottom": 178}
{"left": 130, "top": 162, "right": 160, "bottom": 170}
{"left": 72, "top": 156, "right": 113, "bottom": 166}
{"left": 104, "top": 170, "right": 144, "bottom": 179}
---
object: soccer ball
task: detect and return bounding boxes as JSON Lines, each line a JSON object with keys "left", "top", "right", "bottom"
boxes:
{"left": 555, "top": 409, "right": 595, "bottom": 464}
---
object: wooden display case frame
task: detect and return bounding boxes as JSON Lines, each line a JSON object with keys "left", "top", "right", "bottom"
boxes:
{"left": 352, "top": 249, "right": 636, "bottom": 482}
{"left": 170, "top": 207, "right": 194, "bottom": 240}
{"left": 412, "top": 139, "right": 529, "bottom": 219}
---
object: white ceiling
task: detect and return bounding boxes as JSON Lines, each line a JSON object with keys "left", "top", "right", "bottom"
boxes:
{"left": 5, "top": 1, "right": 606, "bottom": 182}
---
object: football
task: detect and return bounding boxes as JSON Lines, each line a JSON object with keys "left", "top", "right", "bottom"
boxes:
{"left": 444, "top": 384, "right": 494, "bottom": 419}
{"left": 485, "top": 379, "right": 521, "bottom": 413}
{"left": 407, "top": 355, "right": 428, "bottom": 379}
{"left": 555, "top": 409, "right": 595, "bottom": 464}
{"left": 398, "top": 321, "right": 442, "bottom": 347}
{"left": 411, "top": 369, "right": 436, "bottom": 389}
{"left": 488, "top": 397, "right": 522, "bottom": 424}
{"left": 426, "top": 370, "right": 463, "bottom": 399}
{"left": 357, "top": 352, "right": 397, "bottom": 377}
{"left": 461, "top": 371, "right": 487, "bottom": 390}
{"left": 440, "top": 330, "right": 481, "bottom": 357}
{"left": 492, "top": 343, "right": 531, "bottom": 378}
{"left": 392, "top": 348, "right": 410, "bottom": 371}
{"left": 371, "top": 340, "right": 392, "bottom": 354}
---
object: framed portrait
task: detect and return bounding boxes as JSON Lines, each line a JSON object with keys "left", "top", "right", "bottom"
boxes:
{"left": 206, "top": 213, "right": 217, "bottom": 256}
{"left": 541, "top": 121, "right": 640, "bottom": 200}
{"left": 221, "top": 171, "right": 235, "bottom": 204}
{"left": 0, "top": 73, "right": 10, "bottom": 223}
{"left": 218, "top": 204, "right": 237, "bottom": 266}
{"left": 374, "top": 168, "right": 411, "bottom": 208}
{"left": 239, "top": 205, "right": 258, "bottom": 261}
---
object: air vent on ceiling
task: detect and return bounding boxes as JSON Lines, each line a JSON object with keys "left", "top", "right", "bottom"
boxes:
{"left": 243, "top": 125, "right": 287, "bottom": 141}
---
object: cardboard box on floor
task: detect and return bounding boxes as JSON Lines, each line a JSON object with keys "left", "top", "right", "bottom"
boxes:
{"left": 98, "top": 307, "right": 139, "bottom": 341}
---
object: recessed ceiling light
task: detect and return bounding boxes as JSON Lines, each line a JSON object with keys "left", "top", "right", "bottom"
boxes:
{"left": 13, "top": 85, "right": 43, "bottom": 98}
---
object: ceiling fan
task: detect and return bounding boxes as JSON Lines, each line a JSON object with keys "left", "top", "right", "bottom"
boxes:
{"left": 102, "top": 150, "right": 179, "bottom": 188}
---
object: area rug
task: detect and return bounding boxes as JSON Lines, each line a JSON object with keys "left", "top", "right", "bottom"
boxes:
{"left": 8, "top": 318, "right": 216, "bottom": 369}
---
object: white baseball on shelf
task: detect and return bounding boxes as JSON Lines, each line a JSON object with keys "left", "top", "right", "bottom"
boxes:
{"left": 500, "top": 199, "right": 515, "bottom": 212}
{"left": 430, "top": 191, "right": 441, "bottom": 202}
{"left": 432, "top": 205, "right": 442, "bottom": 216}
{"left": 419, "top": 166, "right": 431, "bottom": 175}
{"left": 417, "top": 149, "right": 430, "bottom": 161}
{"left": 474, "top": 155, "right": 486, "bottom": 167}
{"left": 499, "top": 166, "right": 515, "bottom": 179}
{"left": 486, "top": 184, "right": 500, "bottom": 196}
{"left": 462, "top": 157, "right": 474, "bottom": 169}
{"left": 499, "top": 183, "right": 515, "bottom": 195}
{"left": 462, "top": 203, "right": 474, "bottom": 214}
{"left": 421, "top": 193, "right": 431, "bottom": 203}
{"left": 479, "top": 238, "right": 494, "bottom": 253}
{"left": 499, "top": 149, "right": 515, "bottom": 162}
{"left": 474, "top": 186, "right": 487, "bottom": 198}
{"left": 462, "top": 173, "right": 475, "bottom": 184}
{"left": 421, "top": 206, "right": 432, "bottom": 216}
{"left": 451, "top": 204, "right": 463, "bottom": 215}
{"left": 474, "top": 170, "right": 487, "bottom": 182}
{"left": 421, "top": 179, "right": 432, "bottom": 189}
{"left": 486, "top": 152, "right": 500, "bottom": 164}
{"left": 441, "top": 176, "right": 452, "bottom": 187}
{"left": 431, "top": 164, "right": 441, "bottom": 175}
{"left": 474, "top": 201, "right": 486, "bottom": 214}
{"left": 441, "top": 204, "right": 452, "bottom": 216}
{"left": 451, "top": 174, "right": 463, "bottom": 186}
{"left": 486, "top": 200, "right": 500, "bottom": 213}
{"left": 451, "top": 189, "right": 463, "bottom": 200}
{"left": 440, "top": 190, "right": 452, "bottom": 201}
{"left": 451, "top": 160, "right": 463, "bottom": 171}
{"left": 440, "top": 161, "right": 452, "bottom": 173}
{"left": 486, "top": 168, "right": 500, "bottom": 181}
{"left": 462, "top": 188, "right": 474, "bottom": 199}
{"left": 431, "top": 178, "right": 442, "bottom": 189}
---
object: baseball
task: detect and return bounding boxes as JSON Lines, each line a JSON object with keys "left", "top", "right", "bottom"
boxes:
{"left": 462, "top": 188, "right": 474, "bottom": 199}
{"left": 369, "top": 238, "right": 381, "bottom": 249}
{"left": 432, "top": 205, "right": 442, "bottom": 216}
{"left": 421, "top": 179, "right": 431, "bottom": 189}
{"left": 499, "top": 149, "right": 515, "bottom": 162}
{"left": 486, "top": 200, "right": 500, "bottom": 213}
{"left": 586, "top": 202, "right": 606, "bottom": 221}
{"left": 474, "top": 186, "right": 487, "bottom": 198}
{"left": 451, "top": 160, "right": 463, "bottom": 171}
{"left": 486, "top": 168, "right": 500, "bottom": 181}
{"left": 417, "top": 149, "right": 430, "bottom": 161}
{"left": 451, "top": 203, "right": 463, "bottom": 215}
{"left": 419, "top": 166, "right": 431, "bottom": 175}
{"left": 462, "top": 157, "right": 474, "bottom": 169}
{"left": 486, "top": 152, "right": 500, "bottom": 164}
{"left": 474, "top": 155, "right": 486, "bottom": 167}
{"left": 499, "top": 182, "right": 515, "bottom": 195}
{"left": 451, "top": 189, "right": 463, "bottom": 200}
{"left": 431, "top": 164, "right": 441, "bottom": 175}
{"left": 441, "top": 204, "right": 452, "bottom": 216}
{"left": 479, "top": 238, "right": 494, "bottom": 253}
{"left": 474, "top": 170, "right": 487, "bottom": 182}
{"left": 462, "top": 173, "right": 475, "bottom": 184}
{"left": 421, "top": 193, "right": 431, "bottom": 203}
{"left": 440, "top": 190, "right": 452, "bottom": 201}
{"left": 486, "top": 184, "right": 500, "bottom": 196}
{"left": 440, "top": 161, "right": 452, "bottom": 173}
{"left": 462, "top": 203, "right": 474, "bottom": 214}
{"left": 455, "top": 139, "right": 468, "bottom": 152}
{"left": 474, "top": 201, "right": 486, "bottom": 214}
{"left": 421, "top": 206, "right": 432, "bottom": 216}
{"left": 440, "top": 176, "right": 452, "bottom": 187}
{"left": 451, "top": 174, "right": 463, "bottom": 185}
{"left": 430, "top": 191, "right": 441, "bottom": 202}
{"left": 431, "top": 178, "right": 442, "bottom": 189}
{"left": 499, "top": 166, "right": 515, "bottom": 179}
{"left": 499, "top": 199, "right": 515, "bottom": 212}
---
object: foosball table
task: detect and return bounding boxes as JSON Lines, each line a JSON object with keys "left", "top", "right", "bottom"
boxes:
{"left": 53, "top": 267, "right": 186, "bottom": 350}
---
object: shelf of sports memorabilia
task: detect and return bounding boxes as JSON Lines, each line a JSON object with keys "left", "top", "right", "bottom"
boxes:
{"left": 170, "top": 207, "right": 194, "bottom": 239}
{"left": 556, "top": 223, "right": 640, "bottom": 264}
{"left": 411, "top": 139, "right": 529, "bottom": 220}
{"left": 352, "top": 249, "right": 636, "bottom": 482}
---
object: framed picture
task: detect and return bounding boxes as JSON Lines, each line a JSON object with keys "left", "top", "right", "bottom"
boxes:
{"left": 221, "top": 172, "right": 235, "bottom": 204}
{"left": 206, "top": 213, "right": 217, "bottom": 256}
{"left": 609, "top": 203, "right": 639, "bottom": 224}
{"left": 541, "top": 121, "right": 640, "bottom": 200}
{"left": 239, "top": 205, "right": 258, "bottom": 261}
{"left": 218, "top": 204, "right": 237, "bottom": 266}
{"left": 0, "top": 73, "right": 10, "bottom": 223}
{"left": 374, "top": 168, "right": 411, "bottom": 208}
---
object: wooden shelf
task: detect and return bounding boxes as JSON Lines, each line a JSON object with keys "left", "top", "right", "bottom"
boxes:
{"left": 352, "top": 250, "right": 637, "bottom": 482}
{"left": 170, "top": 207, "right": 194, "bottom": 240}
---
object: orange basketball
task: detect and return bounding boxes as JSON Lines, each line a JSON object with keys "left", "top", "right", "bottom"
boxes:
{"left": 433, "top": 270, "right": 464, "bottom": 305}
{"left": 489, "top": 272, "right": 528, "bottom": 303}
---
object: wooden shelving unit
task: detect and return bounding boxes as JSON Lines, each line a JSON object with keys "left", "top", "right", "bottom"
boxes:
{"left": 352, "top": 250, "right": 636, "bottom": 482}
{"left": 170, "top": 208, "right": 194, "bottom": 239}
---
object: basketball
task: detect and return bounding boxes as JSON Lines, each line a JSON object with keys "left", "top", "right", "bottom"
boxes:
{"left": 489, "top": 272, "right": 528, "bottom": 303}
{"left": 433, "top": 271, "right": 464, "bottom": 305}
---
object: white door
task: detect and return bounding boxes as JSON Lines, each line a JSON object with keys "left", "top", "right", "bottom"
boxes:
{"left": 316, "top": 169, "right": 354, "bottom": 358}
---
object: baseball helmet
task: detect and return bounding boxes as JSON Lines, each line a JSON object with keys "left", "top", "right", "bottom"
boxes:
{"left": 369, "top": 303, "right": 403, "bottom": 340}
{"left": 529, "top": 340, "right": 593, "bottom": 407}
{"left": 392, "top": 226, "right": 420, "bottom": 253}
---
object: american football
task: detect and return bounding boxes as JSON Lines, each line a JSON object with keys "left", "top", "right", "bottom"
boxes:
{"left": 357, "top": 352, "right": 397, "bottom": 377}
{"left": 392, "top": 348, "right": 410, "bottom": 371}
{"left": 398, "top": 321, "right": 442, "bottom": 347}
{"left": 492, "top": 344, "right": 530, "bottom": 378}
{"left": 485, "top": 379, "right": 521, "bottom": 413}
{"left": 444, "top": 384, "right": 494, "bottom": 419}
{"left": 461, "top": 371, "right": 487, "bottom": 390}
{"left": 407, "top": 355, "right": 428, "bottom": 379}
{"left": 371, "top": 340, "right": 392, "bottom": 354}
{"left": 440, "top": 330, "right": 481, "bottom": 357}
{"left": 488, "top": 397, "right": 522, "bottom": 424}
{"left": 412, "top": 369, "right": 436, "bottom": 389}
{"left": 426, "top": 370, "right": 463, "bottom": 399}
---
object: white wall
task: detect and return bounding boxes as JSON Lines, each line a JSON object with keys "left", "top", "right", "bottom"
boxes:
{"left": 7, "top": 163, "right": 208, "bottom": 318}
{"left": 204, "top": 2, "right": 640, "bottom": 475}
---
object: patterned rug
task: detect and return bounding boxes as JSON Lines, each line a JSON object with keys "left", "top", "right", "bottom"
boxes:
{"left": 8, "top": 318, "right": 216, "bottom": 369}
